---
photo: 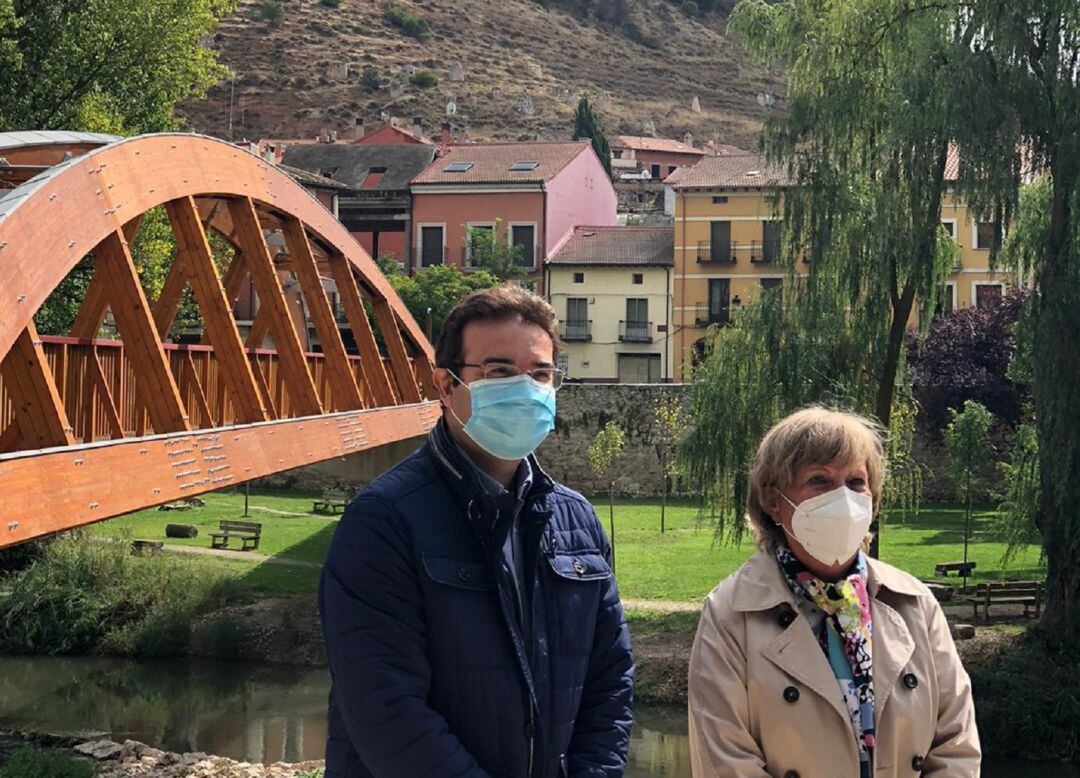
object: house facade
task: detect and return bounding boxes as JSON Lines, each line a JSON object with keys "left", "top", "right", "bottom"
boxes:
{"left": 610, "top": 135, "right": 708, "bottom": 181}
{"left": 672, "top": 153, "right": 1015, "bottom": 379}
{"left": 409, "top": 141, "right": 617, "bottom": 291}
{"left": 546, "top": 226, "right": 674, "bottom": 383}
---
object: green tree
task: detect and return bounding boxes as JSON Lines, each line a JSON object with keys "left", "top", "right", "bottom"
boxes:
{"left": 653, "top": 394, "right": 686, "bottom": 534}
{"left": 573, "top": 97, "right": 612, "bottom": 177}
{"left": 0, "top": 0, "right": 234, "bottom": 133}
{"left": 385, "top": 264, "right": 499, "bottom": 345}
{"left": 465, "top": 221, "right": 526, "bottom": 281}
{"left": 945, "top": 400, "right": 995, "bottom": 589}
{"left": 995, "top": 424, "right": 1042, "bottom": 569}
{"left": 588, "top": 420, "right": 625, "bottom": 569}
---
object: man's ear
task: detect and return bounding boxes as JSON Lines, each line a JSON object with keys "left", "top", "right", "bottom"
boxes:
{"left": 433, "top": 367, "right": 456, "bottom": 404}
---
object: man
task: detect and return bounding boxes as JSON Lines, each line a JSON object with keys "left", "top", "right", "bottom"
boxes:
{"left": 319, "top": 285, "right": 634, "bottom": 778}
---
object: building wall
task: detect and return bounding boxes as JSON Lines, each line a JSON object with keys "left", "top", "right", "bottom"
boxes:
{"left": 672, "top": 189, "right": 1016, "bottom": 378}
{"left": 548, "top": 265, "right": 674, "bottom": 382}
{"left": 353, "top": 230, "right": 407, "bottom": 262}
{"left": 545, "top": 149, "right": 619, "bottom": 254}
{"left": 410, "top": 190, "right": 544, "bottom": 275}
{"left": 613, "top": 149, "right": 705, "bottom": 179}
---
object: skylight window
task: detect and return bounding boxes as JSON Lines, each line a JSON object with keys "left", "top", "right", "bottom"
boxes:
{"left": 444, "top": 161, "right": 474, "bottom": 172}
{"left": 509, "top": 160, "right": 540, "bottom": 171}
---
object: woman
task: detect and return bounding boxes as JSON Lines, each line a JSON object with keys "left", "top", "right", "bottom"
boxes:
{"left": 688, "top": 407, "right": 980, "bottom": 777}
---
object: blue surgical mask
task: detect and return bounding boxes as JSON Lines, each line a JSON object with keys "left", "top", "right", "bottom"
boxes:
{"left": 450, "top": 373, "right": 556, "bottom": 460}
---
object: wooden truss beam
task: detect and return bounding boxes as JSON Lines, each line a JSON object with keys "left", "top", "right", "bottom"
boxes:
{"left": 0, "top": 321, "right": 74, "bottom": 448}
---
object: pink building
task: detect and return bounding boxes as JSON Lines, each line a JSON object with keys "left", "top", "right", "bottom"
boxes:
{"left": 409, "top": 141, "right": 618, "bottom": 292}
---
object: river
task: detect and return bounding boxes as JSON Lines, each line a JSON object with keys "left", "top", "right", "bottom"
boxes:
{"left": 0, "top": 656, "right": 1071, "bottom": 777}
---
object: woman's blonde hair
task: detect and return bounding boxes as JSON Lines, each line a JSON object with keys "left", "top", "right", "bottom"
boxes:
{"left": 747, "top": 406, "right": 887, "bottom": 552}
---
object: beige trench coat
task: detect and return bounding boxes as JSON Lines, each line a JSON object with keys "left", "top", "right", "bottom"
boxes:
{"left": 688, "top": 550, "right": 980, "bottom": 777}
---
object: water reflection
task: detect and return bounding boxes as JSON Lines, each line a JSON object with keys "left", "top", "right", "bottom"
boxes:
{"left": 0, "top": 655, "right": 1073, "bottom": 776}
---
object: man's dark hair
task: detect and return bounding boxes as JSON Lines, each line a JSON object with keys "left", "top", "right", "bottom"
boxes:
{"left": 435, "top": 284, "right": 559, "bottom": 370}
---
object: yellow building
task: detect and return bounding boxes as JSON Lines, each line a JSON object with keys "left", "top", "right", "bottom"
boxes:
{"left": 545, "top": 226, "right": 674, "bottom": 383}
{"left": 671, "top": 154, "right": 1013, "bottom": 378}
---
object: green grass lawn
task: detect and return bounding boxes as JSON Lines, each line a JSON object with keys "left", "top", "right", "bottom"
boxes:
{"left": 89, "top": 489, "right": 1045, "bottom": 603}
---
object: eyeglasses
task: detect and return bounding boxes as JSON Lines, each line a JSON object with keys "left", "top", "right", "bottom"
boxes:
{"left": 455, "top": 362, "right": 564, "bottom": 391}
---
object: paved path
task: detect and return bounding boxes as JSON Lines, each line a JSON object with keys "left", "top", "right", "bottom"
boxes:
{"left": 162, "top": 543, "right": 321, "bottom": 568}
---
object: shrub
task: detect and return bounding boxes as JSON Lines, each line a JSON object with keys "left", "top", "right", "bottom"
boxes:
{"left": 0, "top": 532, "right": 237, "bottom": 656}
{"left": 681, "top": 0, "right": 700, "bottom": 15}
{"left": 259, "top": 0, "right": 284, "bottom": 25}
{"left": 0, "top": 746, "right": 94, "bottom": 778}
{"left": 382, "top": 1, "right": 432, "bottom": 41}
{"left": 409, "top": 69, "right": 438, "bottom": 88}
{"left": 361, "top": 65, "right": 380, "bottom": 92}
{"left": 321, "top": 0, "right": 341, "bottom": 6}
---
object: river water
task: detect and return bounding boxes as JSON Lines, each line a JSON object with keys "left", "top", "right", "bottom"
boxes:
{"left": 0, "top": 655, "right": 1071, "bottom": 777}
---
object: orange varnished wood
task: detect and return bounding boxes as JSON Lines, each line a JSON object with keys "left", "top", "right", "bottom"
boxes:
{"left": 373, "top": 298, "right": 422, "bottom": 404}
{"left": 0, "top": 401, "right": 441, "bottom": 546}
{"left": 0, "top": 322, "right": 74, "bottom": 448}
{"left": 89, "top": 351, "right": 124, "bottom": 439}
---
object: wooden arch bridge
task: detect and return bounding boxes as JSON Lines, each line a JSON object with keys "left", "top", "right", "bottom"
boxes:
{"left": 0, "top": 131, "right": 441, "bottom": 548}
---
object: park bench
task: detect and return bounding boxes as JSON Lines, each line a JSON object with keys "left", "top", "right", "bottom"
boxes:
{"left": 935, "top": 561, "right": 977, "bottom": 577}
{"left": 209, "top": 520, "right": 262, "bottom": 551}
{"left": 964, "top": 580, "right": 1044, "bottom": 620}
{"left": 313, "top": 489, "right": 350, "bottom": 515}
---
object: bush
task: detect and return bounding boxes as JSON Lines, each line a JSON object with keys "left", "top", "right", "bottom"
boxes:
{"left": 382, "top": 1, "right": 432, "bottom": 41}
{"left": 259, "top": 0, "right": 284, "bottom": 25}
{"left": 361, "top": 64, "right": 380, "bottom": 92}
{"left": 0, "top": 746, "right": 94, "bottom": 778}
{"left": 681, "top": 0, "right": 700, "bottom": 15}
{"left": 409, "top": 69, "right": 438, "bottom": 88}
{"left": 321, "top": 0, "right": 341, "bottom": 6}
{"left": 0, "top": 532, "right": 237, "bottom": 656}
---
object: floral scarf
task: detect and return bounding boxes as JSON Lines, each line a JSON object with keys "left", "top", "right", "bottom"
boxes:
{"left": 775, "top": 545, "right": 875, "bottom": 776}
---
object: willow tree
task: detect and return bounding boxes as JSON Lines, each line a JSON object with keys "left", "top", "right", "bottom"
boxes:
{"left": 683, "top": 0, "right": 956, "bottom": 549}
{"left": 947, "top": 0, "right": 1080, "bottom": 632}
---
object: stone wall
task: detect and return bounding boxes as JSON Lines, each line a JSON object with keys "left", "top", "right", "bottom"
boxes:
{"left": 537, "top": 383, "right": 690, "bottom": 496}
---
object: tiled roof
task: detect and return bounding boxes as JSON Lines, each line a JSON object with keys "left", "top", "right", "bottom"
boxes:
{"left": 277, "top": 163, "right": 351, "bottom": 191}
{"left": 0, "top": 131, "right": 120, "bottom": 151}
{"left": 673, "top": 153, "right": 791, "bottom": 190}
{"left": 282, "top": 143, "right": 436, "bottom": 191}
{"left": 547, "top": 226, "right": 673, "bottom": 266}
{"left": 662, "top": 165, "right": 695, "bottom": 185}
{"left": 702, "top": 141, "right": 752, "bottom": 156}
{"left": 411, "top": 141, "right": 591, "bottom": 185}
{"left": 611, "top": 135, "right": 706, "bottom": 156}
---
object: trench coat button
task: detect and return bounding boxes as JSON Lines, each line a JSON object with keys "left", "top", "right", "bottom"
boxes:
{"left": 573, "top": 559, "right": 586, "bottom": 575}
{"left": 783, "top": 771, "right": 800, "bottom": 778}
{"left": 457, "top": 567, "right": 472, "bottom": 582}
{"left": 903, "top": 672, "right": 919, "bottom": 689}
{"left": 777, "top": 609, "right": 796, "bottom": 628}
{"left": 912, "top": 754, "right": 926, "bottom": 771}
{"left": 783, "top": 685, "right": 800, "bottom": 703}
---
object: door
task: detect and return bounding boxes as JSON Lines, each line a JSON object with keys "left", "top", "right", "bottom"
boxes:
{"left": 565, "top": 298, "right": 589, "bottom": 340}
{"left": 420, "top": 225, "right": 444, "bottom": 267}
{"left": 708, "top": 278, "right": 730, "bottom": 324}
{"left": 625, "top": 298, "right": 649, "bottom": 341}
{"left": 763, "top": 221, "right": 782, "bottom": 262}
{"left": 710, "top": 221, "right": 731, "bottom": 262}
{"left": 617, "top": 354, "right": 661, "bottom": 383}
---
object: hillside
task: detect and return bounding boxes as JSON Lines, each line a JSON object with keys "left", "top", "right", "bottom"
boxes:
{"left": 179, "top": 0, "right": 783, "bottom": 148}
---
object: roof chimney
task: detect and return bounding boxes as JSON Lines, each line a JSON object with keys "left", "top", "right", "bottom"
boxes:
{"left": 441, "top": 122, "right": 451, "bottom": 147}
{"left": 412, "top": 116, "right": 423, "bottom": 138}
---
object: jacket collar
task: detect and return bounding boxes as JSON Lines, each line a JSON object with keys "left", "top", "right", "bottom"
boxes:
{"left": 427, "top": 418, "right": 555, "bottom": 514}
{"left": 730, "top": 548, "right": 925, "bottom": 612}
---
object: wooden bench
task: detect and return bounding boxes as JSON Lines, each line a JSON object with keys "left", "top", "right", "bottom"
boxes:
{"left": 313, "top": 489, "right": 350, "bottom": 515}
{"left": 209, "top": 520, "right": 262, "bottom": 551}
{"left": 935, "top": 561, "right": 977, "bottom": 577}
{"left": 964, "top": 580, "right": 1044, "bottom": 620}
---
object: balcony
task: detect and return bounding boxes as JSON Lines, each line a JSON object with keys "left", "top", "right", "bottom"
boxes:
{"left": 561, "top": 319, "right": 592, "bottom": 342}
{"left": 696, "top": 241, "right": 735, "bottom": 264}
{"left": 751, "top": 239, "right": 782, "bottom": 264}
{"left": 619, "top": 320, "right": 653, "bottom": 343}
{"left": 694, "top": 303, "right": 730, "bottom": 327}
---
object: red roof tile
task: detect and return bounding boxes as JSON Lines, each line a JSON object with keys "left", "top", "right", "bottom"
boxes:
{"left": 611, "top": 136, "right": 706, "bottom": 156}
{"left": 673, "top": 153, "right": 790, "bottom": 190}
{"left": 547, "top": 226, "right": 673, "bottom": 266}
{"left": 411, "top": 141, "right": 592, "bottom": 185}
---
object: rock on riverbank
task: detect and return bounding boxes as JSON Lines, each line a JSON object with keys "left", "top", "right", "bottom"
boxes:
{"left": 80, "top": 738, "right": 323, "bottom": 777}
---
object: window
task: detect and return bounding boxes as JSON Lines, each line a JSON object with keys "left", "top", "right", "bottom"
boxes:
{"left": 565, "top": 298, "right": 589, "bottom": 341}
{"left": 975, "top": 283, "right": 1003, "bottom": 309}
{"left": 708, "top": 278, "right": 730, "bottom": 324}
{"left": 667, "top": 166, "right": 677, "bottom": 177}
{"left": 509, "top": 160, "right": 540, "bottom": 171}
{"left": 444, "top": 161, "right": 474, "bottom": 172}
{"left": 941, "top": 219, "right": 957, "bottom": 240}
{"left": 935, "top": 283, "right": 956, "bottom": 317}
{"left": 712, "top": 196, "right": 729, "bottom": 205}
{"left": 557, "top": 353, "right": 570, "bottom": 377}
{"left": 974, "top": 221, "right": 995, "bottom": 250}
{"left": 617, "top": 354, "right": 661, "bottom": 383}
{"left": 361, "top": 166, "right": 386, "bottom": 189}
{"left": 761, "top": 278, "right": 782, "bottom": 291}
{"left": 626, "top": 298, "right": 648, "bottom": 325}
{"left": 650, "top": 164, "right": 661, "bottom": 179}
{"left": 632, "top": 273, "right": 644, "bottom": 285}
{"left": 710, "top": 221, "right": 732, "bottom": 263}
{"left": 763, "top": 220, "right": 782, "bottom": 262}
{"left": 419, "top": 225, "right": 444, "bottom": 267}
{"left": 466, "top": 223, "right": 494, "bottom": 264}
{"left": 510, "top": 224, "right": 536, "bottom": 268}
{"left": 573, "top": 272, "right": 585, "bottom": 284}
{"left": 613, "top": 150, "right": 623, "bottom": 159}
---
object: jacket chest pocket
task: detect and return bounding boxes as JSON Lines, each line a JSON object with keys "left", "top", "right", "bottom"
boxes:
{"left": 545, "top": 550, "right": 611, "bottom": 656}
{"left": 421, "top": 554, "right": 508, "bottom": 667}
